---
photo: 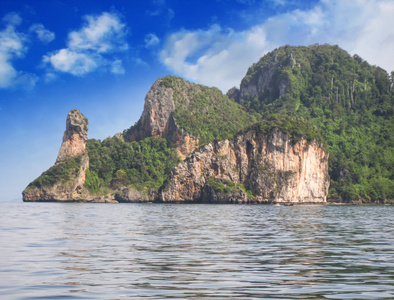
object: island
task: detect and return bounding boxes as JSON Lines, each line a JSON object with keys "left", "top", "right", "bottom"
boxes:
{"left": 23, "top": 44, "right": 393, "bottom": 204}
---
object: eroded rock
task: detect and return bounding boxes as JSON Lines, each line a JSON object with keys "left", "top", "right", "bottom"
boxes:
{"left": 56, "top": 109, "right": 88, "bottom": 164}
{"left": 161, "top": 128, "right": 329, "bottom": 204}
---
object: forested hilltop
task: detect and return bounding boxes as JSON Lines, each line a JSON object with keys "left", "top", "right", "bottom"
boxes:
{"left": 228, "top": 44, "right": 393, "bottom": 203}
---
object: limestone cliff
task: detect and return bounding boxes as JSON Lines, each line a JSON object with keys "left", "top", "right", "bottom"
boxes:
{"left": 123, "top": 76, "right": 256, "bottom": 160}
{"left": 123, "top": 77, "right": 199, "bottom": 160}
{"left": 161, "top": 127, "right": 329, "bottom": 204}
{"left": 23, "top": 109, "right": 96, "bottom": 202}
{"left": 56, "top": 109, "right": 88, "bottom": 164}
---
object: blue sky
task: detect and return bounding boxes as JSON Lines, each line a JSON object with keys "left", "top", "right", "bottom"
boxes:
{"left": 1, "top": 0, "right": 393, "bottom": 201}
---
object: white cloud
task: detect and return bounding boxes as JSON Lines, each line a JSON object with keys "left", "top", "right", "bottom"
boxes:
{"left": 0, "top": 13, "right": 37, "bottom": 89}
{"left": 160, "top": 24, "right": 274, "bottom": 91}
{"left": 43, "top": 48, "right": 98, "bottom": 76}
{"left": 29, "top": 23, "right": 55, "bottom": 43}
{"left": 160, "top": 0, "right": 394, "bottom": 92}
{"left": 0, "top": 53, "right": 18, "bottom": 88}
{"left": 45, "top": 12, "right": 128, "bottom": 76}
{"left": 145, "top": 33, "right": 160, "bottom": 48}
{"left": 68, "top": 12, "right": 128, "bottom": 53}
{"left": 320, "top": 0, "right": 394, "bottom": 72}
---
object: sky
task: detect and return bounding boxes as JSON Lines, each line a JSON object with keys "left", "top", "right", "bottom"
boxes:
{"left": 1, "top": 0, "right": 393, "bottom": 202}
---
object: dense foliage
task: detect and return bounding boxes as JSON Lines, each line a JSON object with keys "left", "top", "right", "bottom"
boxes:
{"left": 28, "top": 156, "right": 82, "bottom": 188}
{"left": 236, "top": 44, "right": 393, "bottom": 202}
{"left": 85, "top": 136, "right": 180, "bottom": 194}
{"left": 206, "top": 177, "right": 255, "bottom": 198}
{"left": 245, "top": 114, "right": 325, "bottom": 146}
{"left": 161, "top": 76, "right": 259, "bottom": 145}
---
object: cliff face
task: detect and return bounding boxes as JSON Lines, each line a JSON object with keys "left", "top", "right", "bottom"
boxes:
{"left": 56, "top": 109, "right": 88, "bottom": 164}
{"left": 161, "top": 128, "right": 329, "bottom": 204}
{"left": 124, "top": 76, "right": 257, "bottom": 160}
{"left": 23, "top": 109, "right": 96, "bottom": 202}
{"left": 124, "top": 77, "right": 199, "bottom": 160}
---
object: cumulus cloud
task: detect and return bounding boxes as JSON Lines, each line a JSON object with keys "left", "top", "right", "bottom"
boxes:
{"left": 0, "top": 21, "right": 24, "bottom": 87}
{"left": 0, "top": 13, "right": 37, "bottom": 89}
{"left": 314, "top": 0, "right": 394, "bottom": 72}
{"left": 29, "top": 23, "right": 55, "bottom": 43}
{"left": 44, "top": 48, "right": 98, "bottom": 76}
{"left": 160, "top": 24, "right": 274, "bottom": 91}
{"left": 160, "top": 0, "right": 394, "bottom": 92}
{"left": 68, "top": 12, "right": 128, "bottom": 53}
{"left": 44, "top": 12, "right": 128, "bottom": 76}
{"left": 0, "top": 55, "right": 18, "bottom": 88}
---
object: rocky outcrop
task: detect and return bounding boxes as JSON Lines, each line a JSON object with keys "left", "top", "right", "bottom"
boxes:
{"left": 22, "top": 109, "right": 99, "bottom": 202}
{"left": 114, "top": 187, "right": 155, "bottom": 203}
{"left": 22, "top": 154, "right": 90, "bottom": 202}
{"left": 227, "top": 49, "right": 297, "bottom": 103}
{"left": 56, "top": 109, "right": 88, "bottom": 164}
{"left": 124, "top": 77, "right": 199, "bottom": 160}
{"left": 161, "top": 128, "right": 329, "bottom": 204}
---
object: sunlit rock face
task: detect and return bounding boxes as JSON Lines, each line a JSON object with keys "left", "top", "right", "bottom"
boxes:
{"left": 161, "top": 128, "right": 329, "bottom": 204}
{"left": 124, "top": 77, "right": 200, "bottom": 160}
{"left": 56, "top": 109, "right": 88, "bottom": 164}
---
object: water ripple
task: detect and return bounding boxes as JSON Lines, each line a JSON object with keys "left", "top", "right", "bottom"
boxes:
{"left": 0, "top": 203, "right": 393, "bottom": 299}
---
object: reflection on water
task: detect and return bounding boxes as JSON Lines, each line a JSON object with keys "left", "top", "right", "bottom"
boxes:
{"left": 0, "top": 203, "right": 393, "bottom": 299}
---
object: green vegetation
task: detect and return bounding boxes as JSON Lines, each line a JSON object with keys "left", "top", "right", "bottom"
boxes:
{"left": 163, "top": 76, "right": 259, "bottom": 145}
{"left": 28, "top": 156, "right": 82, "bottom": 188}
{"left": 237, "top": 44, "right": 393, "bottom": 202}
{"left": 206, "top": 177, "right": 255, "bottom": 198}
{"left": 85, "top": 136, "right": 180, "bottom": 194}
{"left": 246, "top": 114, "right": 325, "bottom": 146}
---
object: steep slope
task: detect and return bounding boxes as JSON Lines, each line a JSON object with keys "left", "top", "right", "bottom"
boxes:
{"left": 124, "top": 76, "right": 258, "bottom": 159}
{"left": 228, "top": 44, "right": 393, "bottom": 203}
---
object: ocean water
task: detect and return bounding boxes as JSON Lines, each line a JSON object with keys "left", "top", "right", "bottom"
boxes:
{"left": 0, "top": 202, "right": 393, "bottom": 299}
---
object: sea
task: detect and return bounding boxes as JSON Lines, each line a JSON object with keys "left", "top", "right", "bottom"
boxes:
{"left": 0, "top": 202, "right": 393, "bottom": 299}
